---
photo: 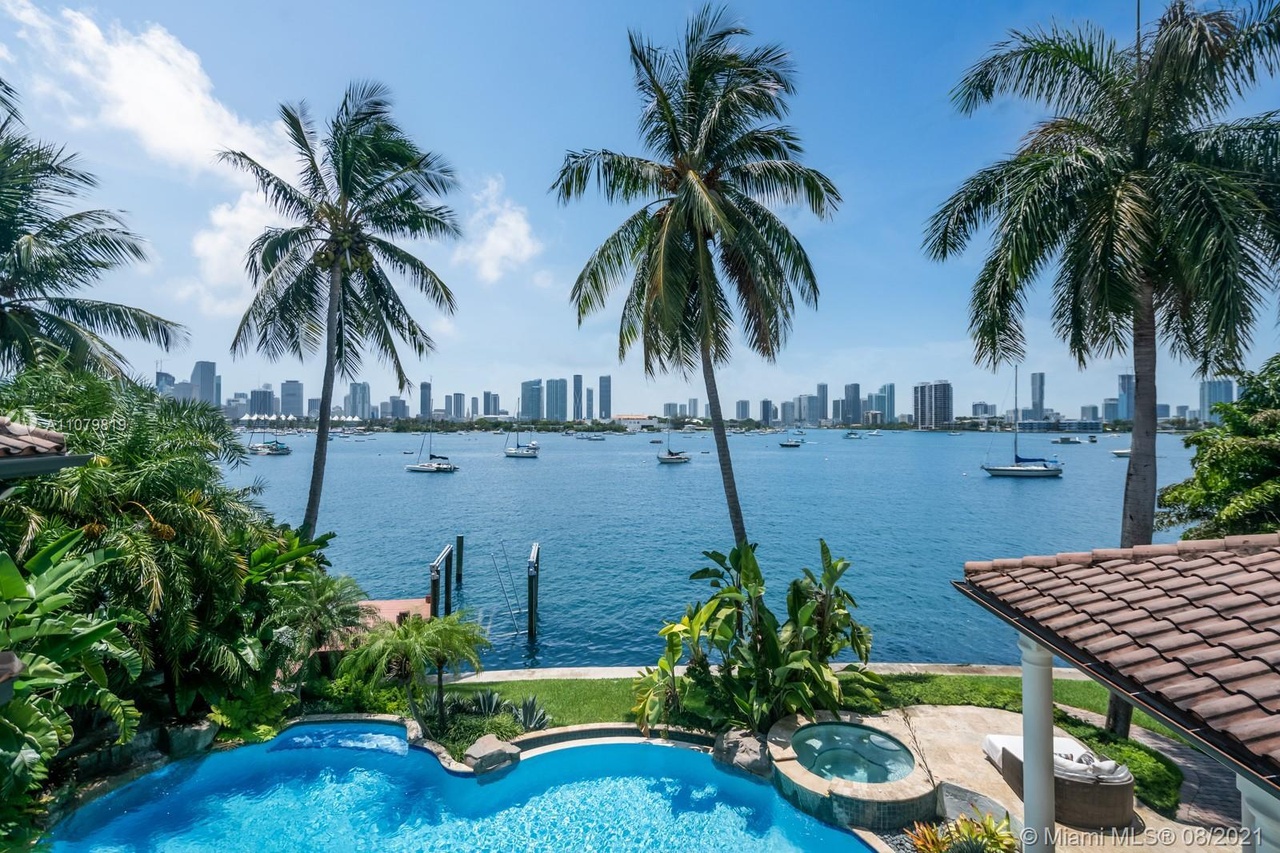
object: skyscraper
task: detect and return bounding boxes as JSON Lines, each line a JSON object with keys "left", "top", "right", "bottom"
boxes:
{"left": 155, "top": 371, "right": 175, "bottom": 397}
{"left": 1103, "top": 398, "right": 1119, "bottom": 423}
{"left": 453, "top": 392, "right": 466, "bottom": 421}
{"left": 663, "top": 402, "right": 678, "bottom": 418}
{"left": 1030, "top": 372, "right": 1045, "bottom": 419}
{"left": 879, "top": 384, "right": 896, "bottom": 423}
{"left": 912, "top": 380, "right": 954, "bottom": 430}
{"left": 249, "top": 387, "right": 274, "bottom": 415}
{"left": 735, "top": 400, "right": 749, "bottom": 420}
{"left": 598, "top": 375, "right": 612, "bottom": 419}
{"left": 280, "top": 380, "right": 304, "bottom": 417}
{"left": 521, "top": 380, "right": 544, "bottom": 421}
{"left": 573, "top": 375, "right": 583, "bottom": 421}
{"left": 171, "top": 381, "right": 193, "bottom": 401}
{"left": 1081, "top": 405, "right": 1100, "bottom": 420}
{"left": 471, "top": 396, "right": 479, "bottom": 419}
{"left": 1176, "top": 405, "right": 1189, "bottom": 420}
{"left": 419, "top": 381, "right": 432, "bottom": 419}
{"left": 843, "top": 383, "right": 861, "bottom": 425}
{"left": 307, "top": 398, "right": 321, "bottom": 418}
{"left": 444, "top": 395, "right": 454, "bottom": 419}
{"left": 390, "top": 396, "right": 409, "bottom": 419}
{"left": 760, "top": 399, "right": 773, "bottom": 427}
{"left": 832, "top": 400, "right": 843, "bottom": 422}
{"left": 816, "top": 383, "right": 828, "bottom": 423}
{"left": 483, "top": 391, "right": 495, "bottom": 416}
{"left": 688, "top": 398, "right": 698, "bottom": 420}
{"left": 1199, "top": 379, "right": 1234, "bottom": 425}
{"left": 190, "top": 361, "right": 218, "bottom": 407}
{"left": 546, "top": 378, "right": 569, "bottom": 422}
{"left": 586, "top": 388, "right": 594, "bottom": 420}
{"left": 1117, "top": 374, "right": 1135, "bottom": 421}
{"left": 347, "top": 382, "right": 371, "bottom": 420}
{"left": 780, "top": 400, "right": 796, "bottom": 426}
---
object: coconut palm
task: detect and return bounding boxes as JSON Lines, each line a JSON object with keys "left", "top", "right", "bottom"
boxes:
{"left": 222, "top": 81, "right": 460, "bottom": 540}
{"left": 553, "top": 6, "right": 840, "bottom": 546}
{"left": 924, "top": 0, "right": 1280, "bottom": 735}
{"left": 0, "top": 120, "right": 185, "bottom": 375}
{"left": 339, "top": 612, "right": 489, "bottom": 737}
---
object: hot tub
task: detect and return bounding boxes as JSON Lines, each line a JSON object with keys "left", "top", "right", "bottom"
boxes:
{"left": 791, "top": 722, "right": 915, "bottom": 783}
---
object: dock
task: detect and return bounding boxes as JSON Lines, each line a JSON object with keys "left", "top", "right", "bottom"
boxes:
{"left": 361, "top": 596, "right": 432, "bottom": 624}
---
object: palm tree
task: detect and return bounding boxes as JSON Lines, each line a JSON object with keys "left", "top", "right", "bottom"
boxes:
{"left": 268, "top": 571, "right": 370, "bottom": 692}
{"left": 553, "top": 6, "right": 840, "bottom": 546}
{"left": 340, "top": 612, "right": 489, "bottom": 737}
{"left": 925, "top": 0, "right": 1280, "bottom": 735}
{"left": 222, "top": 81, "right": 460, "bottom": 540}
{"left": 0, "top": 120, "right": 185, "bottom": 374}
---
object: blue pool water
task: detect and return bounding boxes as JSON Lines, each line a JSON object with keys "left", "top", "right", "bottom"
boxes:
{"left": 52, "top": 723, "right": 867, "bottom": 852}
{"left": 224, "top": 430, "right": 1193, "bottom": 668}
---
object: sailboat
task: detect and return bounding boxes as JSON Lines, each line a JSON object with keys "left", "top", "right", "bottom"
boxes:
{"left": 657, "top": 428, "right": 690, "bottom": 464}
{"left": 504, "top": 422, "right": 539, "bottom": 458}
{"left": 981, "top": 366, "right": 1062, "bottom": 478}
{"left": 405, "top": 423, "right": 457, "bottom": 473}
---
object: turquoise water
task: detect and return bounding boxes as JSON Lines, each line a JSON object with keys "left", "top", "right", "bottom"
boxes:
{"left": 225, "top": 430, "right": 1193, "bottom": 668}
{"left": 52, "top": 723, "right": 867, "bottom": 852}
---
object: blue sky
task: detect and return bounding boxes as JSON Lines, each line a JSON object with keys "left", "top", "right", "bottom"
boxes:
{"left": 4, "top": 0, "right": 1278, "bottom": 418}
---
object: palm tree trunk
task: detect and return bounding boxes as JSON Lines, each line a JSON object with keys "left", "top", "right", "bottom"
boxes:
{"left": 1107, "top": 279, "right": 1159, "bottom": 737}
{"left": 436, "top": 667, "right": 446, "bottom": 734}
{"left": 300, "top": 262, "right": 343, "bottom": 540}
{"left": 700, "top": 339, "right": 748, "bottom": 546}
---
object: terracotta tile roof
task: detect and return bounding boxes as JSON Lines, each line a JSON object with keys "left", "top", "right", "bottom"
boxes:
{"left": 957, "top": 533, "right": 1280, "bottom": 794}
{"left": 0, "top": 417, "right": 67, "bottom": 457}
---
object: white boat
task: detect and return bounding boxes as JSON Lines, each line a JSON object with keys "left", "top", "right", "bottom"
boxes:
{"left": 249, "top": 438, "right": 291, "bottom": 456}
{"left": 406, "top": 426, "right": 457, "bottom": 473}
{"left": 780, "top": 439, "right": 802, "bottom": 448}
{"left": 844, "top": 431, "right": 862, "bottom": 439}
{"left": 982, "top": 367, "right": 1063, "bottom": 478}
{"left": 657, "top": 429, "right": 690, "bottom": 464}
{"left": 1051, "top": 436, "right": 1082, "bottom": 445}
{"left": 866, "top": 429, "right": 883, "bottom": 437}
{"left": 504, "top": 426, "right": 539, "bottom": 458}
{"left": 1112, "top": 448, "right": 1131, "bottom": 457}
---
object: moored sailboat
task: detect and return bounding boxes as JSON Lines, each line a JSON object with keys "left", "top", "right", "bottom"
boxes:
{"left": 982, "top": 367, "right": 1062, "bottom": 478}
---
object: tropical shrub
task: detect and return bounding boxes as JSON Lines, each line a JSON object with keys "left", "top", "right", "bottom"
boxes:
{"left": 907, "top": 813, "right": 1017, "bottom": 853}
{"left": 0, "top": 533, "right": 139, "bottom": 825}
{"left": 1159, "top": 354, "right": 1280, "bottom": 538}
{"left": 633, "top": 541, "right": 882, "bottom": 735}
{"left": 505, "top": 696, "right": 551, "bottom": 731}
{"left": 439, "top": 712, "right": 523, "bottom": 761}
{"left": 470, "top": 689, "right": 505, "bottom": 717}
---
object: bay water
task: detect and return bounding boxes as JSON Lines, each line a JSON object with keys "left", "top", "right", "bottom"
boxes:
{"left": 226, "top": 430, "right": 1193, "bottom": 670}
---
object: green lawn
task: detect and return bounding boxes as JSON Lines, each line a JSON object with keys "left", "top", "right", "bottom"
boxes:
{"left": 455, "top": 672, "right": 1183, "bottom": 815}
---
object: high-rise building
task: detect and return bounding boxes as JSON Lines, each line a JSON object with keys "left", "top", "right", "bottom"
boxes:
{"left": 1030, "top": 372, "right": 1045, "bottom": 419}
{"left": 843, "top": 383, "right": 861, "bottom": 425}
{"left": 453, "top": 392, "right": 466, "bottom": 421}
{"left": 379, "top": 401, "right": 391, "bottom": 419}
{"left": 307, "top": 398, "right": 321, "bottom": 418}
{"left": 249, "top": 387, "right": 274, "bottom": 415}
{"left": 878, "top": 384, "right": 896, "bottom": 424}
{"left": 832, "top": 400, "right": 843, "bottom": 422}
{"left": 688, "top": 398, "right": 698, "bottom": 420}
{"left": 483, "top": 391, "right": 495, "bottom": 417}
{"left": 347, "top": 382, "right": 371, "bottom": 420}
{"left": 972, "top": 402, "right": 997, "bottom": 417}
{"left": 586, "top": 388, "right": 594, "bottom": 420}
{"left": 521, "top": 380, "right": 544, "bottom": 421}
{"left": 390, "top": 396, "right": 409, "bottom": 419}
{"left": 444, "top": 395, "right": 455, "bottom": 420}
{"left": 598, "top": 375, "right": 612, "bottom": 419}
{"left": 1199, "top": 379, "right": 1234, "bottom": 425}
{"left": 156, "top": 371, "right": 175, "bottom": 397}
{"left": 1176, "top": 405, "right": 1189, "bottom": 420}
{"left": 663, "top": 402, "right": 678, "bottom": 418}
{"left": 1103, "top": 397, "right": 1120, "bottom": 423}
{"left": 1118, "top": 374, "right": 1135, "bottom": 421}
{"left": 471, "top": 396, "right": 479, "bottom": 419}
{"left": 419, "top": 382, "right": 432, "bottom": 419}
{"left": 492, "top": 393, "right": 500, "bottom": 415}
{"left": 280, "top": 380, "right": 304, "bottom": 418}
{"left": 172, "top": 381, "right": 193, "bottom": 401}
{"left": 780, "top": 400, "right": 796, "bottom": 426}
{"left": 816, "top": 383, "right": 828, "bottom": 423}
{"left": 798, "top": 394, "right": 819, "bottom": 425}
{"left": 215, "top": 376, "right": 222, "bottom": 408}
{"left": 190, "top": 361, "right": 218, "bottom": 407}
{"left": 760, "top": 399, "right": 773, "bottom": 427}
{"left": 912, "top": 380, "right": 954, "bottom": 430}
{"left": 704, "top": 403, "right": 710, "bottom": 419}
{"left": 678, "top": 404, "right": 687, "bottom": 417}
{"left": 735, "top": 400, "right": 750, "bottom": 420}
{"left": 1081, "top": 405, "right": 1100, "bottom": 421}
{"left": 573, "top": 375, "right": 583, "bottom": 421}
{"left": 546, "top": 378, "right": 569, "bottom": 422}
{"left": 1156, "top": 403, "right": 1170, "bottom": 419}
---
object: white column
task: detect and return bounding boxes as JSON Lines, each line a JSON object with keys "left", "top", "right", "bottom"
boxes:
{"left": 1239, "top": 775, "right": 1280, "bottom": 853}
{"left": 1020, "top": 634, "right": 1056, "bottom": 853}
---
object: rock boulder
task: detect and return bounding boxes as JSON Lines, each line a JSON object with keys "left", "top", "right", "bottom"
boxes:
{"left": 713, "top": 729, "right": 771, "bottom": 778}
{"left": 463, "top": 734, "right": 520, "bottom": 775}
{"left": 161, "top": 720, "right": 219, "bottom": 759}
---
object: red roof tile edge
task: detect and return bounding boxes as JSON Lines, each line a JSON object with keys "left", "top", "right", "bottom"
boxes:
{"left": 963, "top": 532, "right": 1280, "bottom": 576}
{"left": 0, "top": 416, "right": 68, "bottom": 456}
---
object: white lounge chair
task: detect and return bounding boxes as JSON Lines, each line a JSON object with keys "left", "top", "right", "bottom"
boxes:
{"left": 981, "top": 734, "right": 1135, "bottom": 828}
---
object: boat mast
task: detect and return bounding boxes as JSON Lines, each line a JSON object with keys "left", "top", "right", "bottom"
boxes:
{"left": 1013, "top": 365, "right": 1019, "bottom": 459}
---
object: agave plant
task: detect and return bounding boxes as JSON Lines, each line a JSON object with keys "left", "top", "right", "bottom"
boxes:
{"left": 505, "top": 696, "right": 551, "bottom": 732}
{"left": 470, "top": 688, "right": 505, "bottom": 718}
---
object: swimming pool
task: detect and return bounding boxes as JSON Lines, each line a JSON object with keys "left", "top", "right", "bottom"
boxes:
{"left": 52, "top": 723, "right": 869, "bottom": 852}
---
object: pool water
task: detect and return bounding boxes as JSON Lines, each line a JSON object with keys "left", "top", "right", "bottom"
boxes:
{"left": 52, "top": 723, "right": 869, "bottom": 852}
{"left": 791, "top": 723, "right": 915, "bottom": 783}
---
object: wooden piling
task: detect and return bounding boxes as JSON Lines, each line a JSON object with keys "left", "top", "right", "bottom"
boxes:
{"left": 444, "top": 551, "right": 453, "bottom": 616}
{"left": 527, "top": 543, "right": 540, "bottom": 642}
{"left": 455, "top": 535, "right": 464, "bottom": 587}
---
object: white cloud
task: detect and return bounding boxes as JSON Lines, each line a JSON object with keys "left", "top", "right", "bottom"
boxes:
{"left": 172, "top": 191, "right": 286, "bottom": 318}
{"left": 2, "top": 0, "right": 290, "bottom": 178}
{"left": 452, "top": 177, "right": 543, "bottom": 283}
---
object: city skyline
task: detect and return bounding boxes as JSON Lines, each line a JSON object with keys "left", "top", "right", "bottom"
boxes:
{"left": 4, "top": 2, "right": 1277, "bottom": 428}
